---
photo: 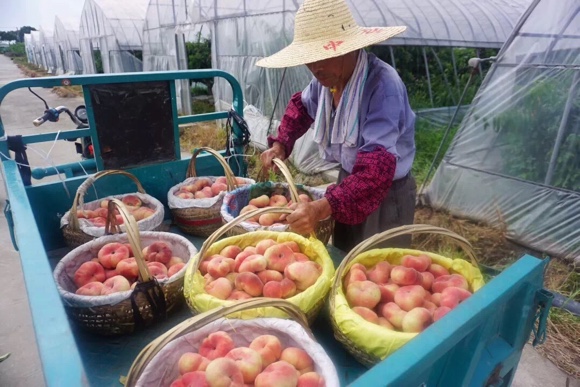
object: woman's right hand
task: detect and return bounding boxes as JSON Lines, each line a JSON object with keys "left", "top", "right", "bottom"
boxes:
{"left": 260, "top": 142, "right": 286, "bottom": 170}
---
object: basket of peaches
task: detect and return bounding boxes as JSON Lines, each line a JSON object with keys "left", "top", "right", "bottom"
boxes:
{"left": 167, "top": 147, "right": 254, "bottom": 237}
{"left": 123, "top": 298, "right": 339, "bottom": 387}
{"left": 60, "top": 170, "right": 165, "bottom": 248}
{"left": 53, "top": 199, "right": 197, "bottom": 336}
{"left": 183, "top": 207, "right": 335, "bottom": 324}
{"left": 221, "top": 158, "right": 333, "bottom": 244}
{"left": 329, "top": 224, "right": 485, "bottom": 367}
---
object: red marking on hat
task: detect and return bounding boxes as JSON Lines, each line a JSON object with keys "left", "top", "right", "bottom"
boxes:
{"left": 323, "top": 40, "right": 344, "bottom": 51}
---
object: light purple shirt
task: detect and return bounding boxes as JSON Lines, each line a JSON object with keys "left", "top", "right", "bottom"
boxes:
{"left": 301, "top": 53, "right": 416, "bottom": 180}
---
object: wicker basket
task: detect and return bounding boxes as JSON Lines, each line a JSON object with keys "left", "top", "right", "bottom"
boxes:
{"left": 184, "top": 207, "right": 335, "bottom": 325}
{"left": 124, "top": 298, "right": 340, "bottom": 387}
{"left": 61, "top": 170, "right": 165, "bottom": 248}
{"left": 329, "top": 224, "right": 485, "bottom": 367}
{"left": 53, "top": 199, "right": 197, "bottom": 336}
{"left": 221, "top": 158, "right": 334, "bottom": 244}
{"left": 168, "top": 147, "right": 254, "bottom": 237}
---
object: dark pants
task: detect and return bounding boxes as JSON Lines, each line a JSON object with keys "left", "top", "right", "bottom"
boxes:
{"left": 332, "top": 170, "right": 417, "bottom": 252}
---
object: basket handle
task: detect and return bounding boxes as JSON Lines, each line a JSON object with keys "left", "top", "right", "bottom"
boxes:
{"left": 186, "top": 147, "right": 238, "bottom": 192}
{"left": 105, "top": 199, "right": 152, "bottom": 283}
{"left": 192, "top": 206, "right": 311, "bottom": 272}
{"left": 124, "top": 298, "right": 310, "bottom": 387}
{"left": 330, "top": 224, "right": 479, "bottom": 300}
{"left": 68, "top": 170, "right": 146, "bottom": 231}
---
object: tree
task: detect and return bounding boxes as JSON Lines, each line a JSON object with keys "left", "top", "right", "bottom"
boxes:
{"left": 0, "top": 31, "right": 18, "bottom": 41}
{"left": 186, "top": 33, "right": 213, "bottom": 92}
{"left": 17, "top": 26, "right": 36, "bottom": 43}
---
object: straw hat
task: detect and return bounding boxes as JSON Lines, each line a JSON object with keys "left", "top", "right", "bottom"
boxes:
{"left": 256, "top": 0, "right": 406, "bottom": 68}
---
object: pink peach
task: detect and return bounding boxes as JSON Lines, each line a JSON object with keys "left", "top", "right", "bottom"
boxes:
{"left": 264, "top": 244, "right": 296, "bottom": 272}
{"left": 238, "top": 255, "right": 268, "bottom": 273}
{"left": 205, "top": 358, "right": 244, "bottom": 387}
{"left": 181, "top": 371, "right": 209, "bottom": 387}
{"left": 280, "top": 347, "right": 314, "bottom": 375}
{"left": 75, "top": 281, "right": 105, "bottom": 296}
{"left": 147, "top": 261, "right": 168, "bottom": 280}
{"left": 440, "top": 286, "right": 472, "bottom": 309}
{"left": 116, "top": 258, "right": 139, "bottom": 281}
{"left": 346, "top": 281, "right": 381, "bottom": 309}
{"left": 226, "top": 347, "right": 263, "bottom": 383}
{"left": 390, "top": 266, "right": 420, "bottom": 286}
{"left": 284, "top": 261, "right": 322, "bottom": 291}
{"left": 432, "top": 274, "right": 469, "bottom": 293}
{"left": 200, "top": 331, "right": 235, "bottom": 360}
{"left": 100, "top": 275, "right": 131, "bottom": 295}
{"left": 401, "top": 307, "right": 433, "bottom": 333}
{"left": 378, "top": 283, "right": 399, "bottom": 303}
{"left": 205, "top": 277, "right": 233, "bottom": 300}
{"left": 352, "top": 306, "right": 379, "bottom": 324}
{"left": 401, "top": 254, "right": 432, "bottom": 272}
{"left": 208, "top": 256, "right": 235, "bottom": 278}
{"left": 257, "top": 270, "right": 284, "bottom": 283}
{"left": 297, "top": 372, "right": 325, "bottom": 387}
{"left": 249, "top": 335, "right": 283, "bottom": 367}
{"left": 367, "top": 261, "right": 392, "bottom": 284}
{"left": 142, "top": 241, "right": 172, "bottom": 265}
{"left": 235, "top": 272, "right": 264, "bottom": 297}
{"left": 227, "top": 290, "right": 253, "bottom": 300}
{"left": 394, "top": 285, "right": 427, "bottom": 312}
{"left": 98, "top": 242, "right": 130, "bottom": 269}
{"left": 428, "top": 263, "right": 450, "bottom": 278}
{"left": 379, "top": 302, "right": 407, "bottom": 329}
{"left": 178, "top": 352, "right": 210, "bottom": 375}
{"left": 220, "top": 245, "right": 242, "bottom": 259}
{"left": 254, "top": 361, "right": 298, "bottom": 387}
{"left": 168, "top": 263, "right": 186, "bottom": 277}
{"left": 433, "top": 306, "right": 452, "bottom": 321}
{"left": 74, "top": 261, "right": 106, "bottom": 287}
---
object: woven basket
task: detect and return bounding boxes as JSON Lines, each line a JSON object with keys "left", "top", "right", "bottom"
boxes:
{"left": 53, "top": 199, "right": 197, "bottom": 336}
{"left": 61, "top": 170, "right": 165, "bottom": 248}
{"left": 329, "top": 224, "right": 485, "bottom": 367}
{"left": 124, "top": 299, "right": 340, "bottom": 387}
{"left": 168, "top": 147, "right": 254, "bottom": 237}
{"left": 184, "top": 207, "right": 335, "bottom": 325}
{"left": 221, "top": 158, "right": 333, "bottom": 244}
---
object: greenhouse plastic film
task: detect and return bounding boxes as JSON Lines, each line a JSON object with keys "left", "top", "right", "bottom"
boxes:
{"left": 425, "top": 0, "right": 580, "bottom": 261}
{"left": 54, "top": 17, "right": 83, "bottom": 75}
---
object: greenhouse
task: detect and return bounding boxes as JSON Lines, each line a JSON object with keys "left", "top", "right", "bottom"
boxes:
{"left": 23, "top": 34, "right": 36, "bottom": 65}
{"left": 423, "top": 0, "right": 580, "bottom": 261}
{"left": 29, "top": 31, "right": 44, "bottom": 68}
{"left": 37, "top": 29, "right": 58, "bottom": 74}
{"left": 79, "top": 0, "right": 149, "bottom": 74}
{"left": 54, "top": 16, "right": 83, "bottom": 75}
{"left": 189, "top": 0, "right": 533, "bottom": 173}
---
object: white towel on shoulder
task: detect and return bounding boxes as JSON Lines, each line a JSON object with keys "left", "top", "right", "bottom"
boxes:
{"left": 313, "top": 49, "right": 369, "bottom": 158}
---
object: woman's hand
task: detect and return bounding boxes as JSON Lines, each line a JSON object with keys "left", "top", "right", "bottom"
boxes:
{"left": 286, "top": 198, "right": 332, "bottom": 236}
{"left": 260, "top": 142, "right": 286, "bottom": 170}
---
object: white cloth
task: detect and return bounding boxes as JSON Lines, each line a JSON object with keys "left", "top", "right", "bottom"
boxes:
{"left": 313, "top": 49, "right": 369, "bottom": 157}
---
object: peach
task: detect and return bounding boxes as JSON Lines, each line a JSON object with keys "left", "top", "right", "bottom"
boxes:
{"left": 116, "top": 258, "right": 139, "bottom": 281}
{"left": 431, "top": 293, "right": 442, "bottom": 306}
{"left": 264, "top": 244, "right": 296, "bottom": 272}
{"left": 258, "top": 213, "right": 280, "bottom": 226}
{"left": 211, "top": 182, "right": 228, "bottom": 196}
{"left": 254, "top": 361, "right": 298, "bottom": 387}
{"left": 249, "top": 195, "right": 270, "bottom": 208}
{"left": 420, "top": 271, "right": 434, "bottom": 291}
{"left": 142, "top": 241, "right": 173, "bottom": 265}
{"left": 100, "top": 199, "right": 110, "bottom": 208}
{"left": 179, "top": 352, "right": 210, "bottom": 375}
{"left": 176, "top": 190, "right": 195, "bottom": 199}
{"left": 147, "top": 261, "right": 168, "bottom": 280}
{"left": 344, "top": 268, "right": 367, "bottom": 287}
{"left": 257, "top": 270, "right": 284, "bottom": 283}
{"left": 428, "top": 264, "right": 450, "bottom": 278}
{"left": 440, "top": 286, "right": 472, "bottom": 309}
{"left": 423, "top": 300, "right": 438, "bottom": 314}
{"left": 94, "top": 207, "right": 108, "bottom": 218}
{"left": 194, "top": 178, "right": 212, "bottom": 190}
{"left": 124, "top": 243, "right": 134, "bottom": 257}
{"left": 220, "top": 245, "right": 242, "bottom": 259}
{"left": 204, "top": 273, "right": 215, "bottom": 284}
{"left": 249, "top": 335, "right": 283, "bottom": 367}
{"left": 98, "top": 242, "right": 130, "bottom": 269}
{"left": 200, "top": 259, "right": 211, "bottom": 275}
{"left": 235, "top": 272, "right": 264, "bottom": 297}
{"left": 100, "top": 275, "right": 131, "bottom": 295}
{"left": 394, "top": 285, "right": 427, "bottom": 312}
{"left": 401, "top": 307, "right": 433, "bottom": 333}
{"left": 433, "top": 306, "right": 452, "bottom": 321}
{"left": 205, "top": 277, "right": 233, "bottom": 300}
{"left": 269, "top": 195, "right": 288, "bottom": 207}
{"left": 201, "top": 186, "right": 214, "bottom": 197}
{"left": 379, "top": 302, "right": 407, "bottom": 329}
{"left": 75, "top": 281, "right": 105, "bottom": 296}
{"left": 105, "top": 269, "right": 119, "bottom": 279}
{"left": 401, "top": 254, "right": 432, "bottom": 272}
{"left": 281, "top": 241, "right": 301, "bottom": 253}
{"left": 168, "top": 263, "right": 186, "bottom": 277}
{"left": 238, "top": 255, "right": 267, "bottom": 273}
{"left": 195, "top": 191, "right": 210, "bottom": 199}
{"left": 181, "top": 371, "right": 209, "bottom": 387}
{"left": 352, "top": 306, "right": 379, "bottom": 324}
{"left": 284, "top": 261, "right": 322, "bottom": 291}
{"left": 294, "top": 253, "right": 310, "bottom": 262}
{"left": 74, "top": 261, "right": 106, "bottom": 287}
{"left": 170, "top": 378, "right": 185, "bottom": 387}
{"left": 208, "top": 256, "right": 235, "bottom": 278}
{"left": 262, "top": 279, "right": 297, "bottom": 299}
{"left": 240, "top": 205, "right": 259, "bottom": 221}
{"left": 390, "top": 266, "right": 420, "bottom": 286}
{"left": 377, "top": 317, "right": 395, "bottom": 330}
{"left": 225, "top": 272, "right": 238, "bottom": 285}
{"left": 346, "top": 281, "right": 381, "bottom": 309}
{"left": 235, "top": 177, "right": 248, "bottom": 185}
{"left": 227, "top": 290, "right": 253, "bottom": 300}
{"left": 167, "top": 256, "right": 185, "bottom": 268}
{"left": 256, "top": 239, "right": 277, "bottom": 255}
{"left": 200, "top": 331, "right": 235, "bottom": 360}
{"left": 216, "top": 176, "right": 228, "bottom": 185}
{"left": 122, "top": 194, "right": 142, "bottom": 209}
{"left": 432, "top": 274, "right": 469, "bottom": 293}
{"left": 244, "top": 246, "right": 257, "bottom": 254}
{"left": 298, "top": 193, "right": 312, "bottom": 203}
{"left": 226, "top": 347, "right": 263, "bottom": 383}
{"left": 367, "top": 261, "right": 392, "bottom": 284}
{"left": 205, "top": 358, "right": 244, "bottom": 387}
{"left": 131, "top": 207, "right": 155, "bottom": 221}
{"left": 378, "top": 283, "right": 399, "bottom": 303}
{"left": 280, "top": 347, "right": 314, "bottom": 375}
{"left": 90, "top": 217, "right": 107, "bottom": 227}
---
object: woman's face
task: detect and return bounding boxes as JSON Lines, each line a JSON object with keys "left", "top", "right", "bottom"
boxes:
{"left": 306, "top": 50, "right": 359, "bottom": 89}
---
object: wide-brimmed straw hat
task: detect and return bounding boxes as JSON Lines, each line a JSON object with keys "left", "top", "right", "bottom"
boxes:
{"left": 256, "top": 0, "right": 407, "bottom": 68}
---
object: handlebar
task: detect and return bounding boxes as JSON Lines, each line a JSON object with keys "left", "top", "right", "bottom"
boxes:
{"left": 32, "top": 106, "right": 85, "bottom": 127}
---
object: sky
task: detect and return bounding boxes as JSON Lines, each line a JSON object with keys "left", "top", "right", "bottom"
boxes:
{"left": 0, "top": 0, "right": 84, "bottom": 32}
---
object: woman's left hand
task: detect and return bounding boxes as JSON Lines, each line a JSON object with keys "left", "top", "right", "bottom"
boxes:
{"left": 286, "top": 198, "right": 332, "bottom": 236}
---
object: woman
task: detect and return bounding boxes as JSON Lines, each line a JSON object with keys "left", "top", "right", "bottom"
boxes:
{"left": 258, "top": 0, "right": 417, "bottom": 252}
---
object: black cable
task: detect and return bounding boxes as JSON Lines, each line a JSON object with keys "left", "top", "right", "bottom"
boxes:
{"left": 28, "top": 87, "right": 49, "bottom": 110}
{"left": 267, "top": 68, "right": 287, "bottom": 135}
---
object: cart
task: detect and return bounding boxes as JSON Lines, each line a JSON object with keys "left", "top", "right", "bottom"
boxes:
{"left": 0, "top": 70, "right": 553, "bottom": 387}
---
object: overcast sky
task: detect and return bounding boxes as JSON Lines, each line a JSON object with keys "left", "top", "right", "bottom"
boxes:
{"left": 0, "top": 0, "right": 84, "bottom": 32}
